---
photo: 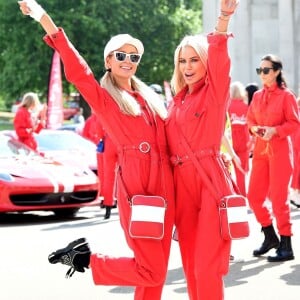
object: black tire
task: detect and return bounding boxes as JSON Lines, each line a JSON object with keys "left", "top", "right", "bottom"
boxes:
{"left": 53, "top": 208, "right": 80, "bottom": 218}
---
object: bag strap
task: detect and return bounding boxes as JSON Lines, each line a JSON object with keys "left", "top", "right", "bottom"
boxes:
{"left": 116, "top": 166, "right": 132, "bottom": 204}
{"left": 175, "top": 109, "right": 221, "bottom": 203}
{"left": 179, "top": 133, "right": 221, "bottom": 202}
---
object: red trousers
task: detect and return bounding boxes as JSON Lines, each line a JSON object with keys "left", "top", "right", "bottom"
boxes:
{"left": 90, "top": 190, "right": 174, "bottom": 299}
{"left": 91, "top": 151, "right": 175, "bottom": 300}
{"left": 247, "top": 143, "right": 293, "bottom": 235}
{"left": 173, "top": 158, "right": 231, "bottom": 300}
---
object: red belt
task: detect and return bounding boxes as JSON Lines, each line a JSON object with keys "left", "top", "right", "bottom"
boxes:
{"left": 120, "top": 142, "right": 168, "bottom": 161}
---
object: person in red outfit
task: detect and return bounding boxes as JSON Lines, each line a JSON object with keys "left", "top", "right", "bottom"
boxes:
{"left": 165, "top": 1, "right": 239, "bottom": 299}
{"left": 99, "top": 134, "right": 118, "bottom": 219}
{"left": 289, "top": 97, "right": 300, "bottom": 208}
{"left": 228, "top": 81, "right": 250, "bottom": 196}
{"left": 14, "top": 92, "right": 46, "bottom": 150}
{"left": 19, "top": 1, "right": 175, "bottom": 299}
{"left": 247, "top": 54, "right": 300, "bottom": 262}
{"left": 82, "top": 113, "right": 117, "bottom": 219}
{"left": 81, "top": 113, "right": 103, "bottom": 144}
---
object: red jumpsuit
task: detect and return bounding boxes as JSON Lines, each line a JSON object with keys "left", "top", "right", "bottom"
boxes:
{"left": 247, "top": 83, "right": 300, "bottom": 236}
{"left": 228, "top": 98, "right": 250, "bottom": 196}
{"left": 165, "top": 33, "right": 234, "bottom": 300}
{"left": 44, "top": 29, "right": 175, "bottom": 300}
{"left": 14, "top": 106, "right": 43, "bottom": 150}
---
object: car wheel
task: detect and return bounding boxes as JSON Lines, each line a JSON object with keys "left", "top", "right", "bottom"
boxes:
{"left": 53, "top": 208, "right": 80, "bottom": 218}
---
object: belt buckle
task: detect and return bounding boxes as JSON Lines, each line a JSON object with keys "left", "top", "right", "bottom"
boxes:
{"left": 174, "top": 155, "right": 183, "bottom": 166}
{"left": 172, "top": 154, "right": 182, "bottom": 166}
{"left": 139, "top": 142, "right": 151, "bottom": 153}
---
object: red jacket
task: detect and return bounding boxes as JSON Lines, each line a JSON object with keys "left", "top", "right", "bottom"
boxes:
{"left": 166, "top": 33, "right": 237, "bottom": 199}
{"left": 247, "top": 84, "right": 300, "bottom": 157}
{"left": 166, "top": 33, "right": 231, "bottom": 156}
{"left": 43, "top": 28, "right": 174, "bottom": 201}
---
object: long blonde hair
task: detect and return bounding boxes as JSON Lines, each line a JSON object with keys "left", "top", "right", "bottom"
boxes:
{"left": 20, "top": 92, "right": 40, "bottom": 110}
{"left": 171, "top": 34, "right": 208, "bottom": 94}
{"left": 100, "top": 72, "right": 167, "bottom": 119}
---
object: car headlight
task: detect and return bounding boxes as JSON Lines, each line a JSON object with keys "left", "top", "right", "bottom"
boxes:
{"left": 0, "top": 173, "right": 14, "bottom": 182}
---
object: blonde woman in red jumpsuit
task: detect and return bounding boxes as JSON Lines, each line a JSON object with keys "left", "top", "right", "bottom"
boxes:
{"left": 18, "top": 2, "right": 175, "bottom": 299}
{"left": 165, "top": 1, "right": 239, "bottom": 299}
{"left": 14, "top": 92, "right": 46, "bottom": 150}
{"left": 247, "top": 54, "right": 300, "bottom": 262}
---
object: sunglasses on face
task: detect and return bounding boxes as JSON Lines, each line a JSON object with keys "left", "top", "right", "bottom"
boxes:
{"left": 256, "top": 67, "right": 274, "bottom": 75}
{"left": 113, "top": 51, "right": 141, "bottom": 64}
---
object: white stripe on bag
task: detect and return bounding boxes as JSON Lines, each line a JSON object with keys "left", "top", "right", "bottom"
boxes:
{"left": 227, "top": 206, "right": 249, "bottom": 223}
{"left": 131, "top": 205, "right": 165, "bottom": 223}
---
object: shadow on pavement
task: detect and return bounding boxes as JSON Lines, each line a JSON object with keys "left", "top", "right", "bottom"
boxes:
{"left": 280, "top": 263, "right": 300, "bottom": 285}
{"left": 225, "top": 257, "right": 284, "bottom": 287}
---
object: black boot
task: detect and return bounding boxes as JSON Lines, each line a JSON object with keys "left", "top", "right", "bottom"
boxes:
{"left": 267, "top": 235, "right": 295, "bottom": 262}
{"left": 104, "top": 206, "right": 112, "bottom": 219}
{"left": 253, "top": 224, "right": 280, "bottom": 256}
{"left": 48, "top": 238, "right": 91, "bottom": 278}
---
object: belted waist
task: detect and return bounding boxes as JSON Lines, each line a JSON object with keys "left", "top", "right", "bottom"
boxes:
{"left": 122, "top": 141, "right": 153, "bottom": 153}
{"left": 170, "top": 148, "right": 219, "bottom": 166}
{"left": 120, "top": 141, "right": 168, "bottom": 160}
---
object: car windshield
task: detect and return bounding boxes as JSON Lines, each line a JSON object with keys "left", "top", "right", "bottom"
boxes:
{"left": 36, "top": 132, "right": 96, "bottom": 151}
{"left": 0, "top": 136, "right": 37, "bottom": 157}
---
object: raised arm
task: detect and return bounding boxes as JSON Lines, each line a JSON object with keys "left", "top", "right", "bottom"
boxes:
{"left": 18, "top": 0, "right": 58, "bottom": 35}
{"left": 18, "top": 0, "right": 107, "bottom": 118}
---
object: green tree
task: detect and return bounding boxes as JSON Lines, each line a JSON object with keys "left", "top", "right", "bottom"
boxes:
{"left": 0, "top": 0, "right": 202, "bottom": 110}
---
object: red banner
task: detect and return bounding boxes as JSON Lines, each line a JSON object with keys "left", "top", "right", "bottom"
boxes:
{"left": 47, "top": 51, "right": 63, "bottom": 129}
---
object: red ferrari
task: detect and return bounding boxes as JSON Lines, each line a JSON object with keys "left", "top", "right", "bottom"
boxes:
{"left": 0, "top": 133, "right": 100, "bottom": 217}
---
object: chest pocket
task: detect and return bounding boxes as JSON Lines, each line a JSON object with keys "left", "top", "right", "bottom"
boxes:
{"left": 179, "top": 108, "right": 207, "bottom": 141}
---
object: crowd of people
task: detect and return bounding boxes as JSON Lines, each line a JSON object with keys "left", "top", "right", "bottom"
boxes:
{"left": 15, "top": 0, "right": 300, "bottom": 299}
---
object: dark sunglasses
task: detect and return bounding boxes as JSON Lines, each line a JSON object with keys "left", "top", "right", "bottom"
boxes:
{"left": 113, "top": 51, "right": 141, "bottom": 64}
{"left": 256, "top": 67, "right": 274, "bottom": 75}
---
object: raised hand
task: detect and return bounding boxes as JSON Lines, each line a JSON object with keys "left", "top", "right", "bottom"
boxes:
{"left": 18, "top": 0, "right": 45, "bottom": 22}
{"left": 220, "top": 0, "right": 239, "bottom": 16}
{"left": 214, "top": 0, "right": 239, "bottom": 34}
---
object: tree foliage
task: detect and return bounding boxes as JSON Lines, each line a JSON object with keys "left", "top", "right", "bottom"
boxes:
{"left": 0, "top": 0, "right": 202, "bottom": 109}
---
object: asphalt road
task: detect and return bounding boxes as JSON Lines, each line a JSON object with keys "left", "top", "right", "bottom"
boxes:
{"left": 0, "top": 204, "right": 299, "bottom": 300}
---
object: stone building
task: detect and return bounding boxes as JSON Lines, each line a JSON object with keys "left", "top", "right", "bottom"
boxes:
{"left": 203, "top": 0, "right": 300, "bottom": 95}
